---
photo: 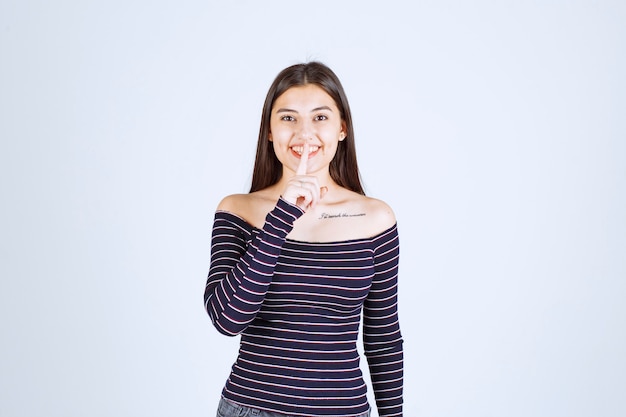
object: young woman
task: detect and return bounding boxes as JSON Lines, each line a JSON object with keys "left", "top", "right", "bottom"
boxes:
{"left": 204, "top": 62, "right": 403, "bottom": 417}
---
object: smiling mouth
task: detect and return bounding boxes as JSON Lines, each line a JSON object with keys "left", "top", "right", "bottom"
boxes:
{"left": 291, "top": 145, "right": 320, "bottom": 155}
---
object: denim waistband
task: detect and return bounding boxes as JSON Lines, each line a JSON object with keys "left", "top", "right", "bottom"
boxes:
{"left": 216, "top": 396, "right": 371, "bottom": 417}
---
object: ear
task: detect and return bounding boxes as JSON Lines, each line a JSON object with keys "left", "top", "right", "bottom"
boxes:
{"left": 339, "top": 122, "right": 347, "bottom": 141}
{"left": 268, "top": 132, "right": 273, "bottom": 142}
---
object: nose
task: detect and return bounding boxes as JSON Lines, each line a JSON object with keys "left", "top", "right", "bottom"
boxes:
{"left": 296, "top": 120, "right": 314, "bottom": 142}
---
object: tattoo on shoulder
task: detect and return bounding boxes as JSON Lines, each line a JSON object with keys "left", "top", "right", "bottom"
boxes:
{"left": 318, "top": 212, "right": 366, "bottom": 220}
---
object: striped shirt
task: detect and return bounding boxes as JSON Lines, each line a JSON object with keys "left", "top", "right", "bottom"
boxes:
{"left": 204, "top": 197, "right": 403, "bottom": 417}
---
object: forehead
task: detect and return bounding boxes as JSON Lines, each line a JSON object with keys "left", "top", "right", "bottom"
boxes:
{"left": 272, "top": 84, "right": 338, "bottom": 112}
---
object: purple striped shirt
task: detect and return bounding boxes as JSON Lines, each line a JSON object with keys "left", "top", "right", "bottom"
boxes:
{"left": 204, "top": 198, "right": 403, "bottom": 417}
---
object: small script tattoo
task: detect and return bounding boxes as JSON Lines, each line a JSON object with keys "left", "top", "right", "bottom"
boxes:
{"left": 318, "top": 212, "right": 366, "bottom": 220}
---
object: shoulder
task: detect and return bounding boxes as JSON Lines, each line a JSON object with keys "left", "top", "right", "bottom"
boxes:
{"left": 216, "top": 193, "right": 251, "bottom": 212}
{"left": 216, "top": 192, "right": 277, "bottom": 229}
{"left": 359, "top": 195, "right": 397, "bottom": 233}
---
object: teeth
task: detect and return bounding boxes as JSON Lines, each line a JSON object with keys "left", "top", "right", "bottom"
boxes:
{"left": 292, "top": 145, "right": 319, "bottom": 155}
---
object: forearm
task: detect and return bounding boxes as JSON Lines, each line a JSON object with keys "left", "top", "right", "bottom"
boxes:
{"left": 366, "top": 338, "right": 404, "bottom": 416}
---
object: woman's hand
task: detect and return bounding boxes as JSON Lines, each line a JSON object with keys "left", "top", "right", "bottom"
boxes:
{"left": 281, "top": 144, "right": 327, "bottom": 211}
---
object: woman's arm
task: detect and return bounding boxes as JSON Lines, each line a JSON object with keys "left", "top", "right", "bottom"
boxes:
{"left": 363, "top": 225, "right": 404, "bottom": 417}
{"left": 204, "top": 197, "right": 304, "bottom": 336}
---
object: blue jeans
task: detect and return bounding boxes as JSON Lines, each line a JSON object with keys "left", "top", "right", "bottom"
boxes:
{"left": 216, "top": 396, "right": 371, "bottom": 417}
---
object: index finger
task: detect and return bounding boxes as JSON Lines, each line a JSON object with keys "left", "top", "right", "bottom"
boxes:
{"left": 296, "top": 143, "right": 309, "bottom": 176}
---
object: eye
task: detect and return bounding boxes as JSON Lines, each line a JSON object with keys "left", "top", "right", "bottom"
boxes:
{"left": 280, "top": 115, "right": 295, "bottom": 122}
{"left": 314, "top": 114, "right": 328, "bottom": 121}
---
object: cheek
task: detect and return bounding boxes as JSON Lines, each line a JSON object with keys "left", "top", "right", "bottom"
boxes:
{"left": 269, "top": 125, "right": 292, "bottom": 143}
{"left": 270, "top": 136, "right": 291, "bottom": 161}
{"left": 322, "top": 141, "right": 341, "bottom": 160}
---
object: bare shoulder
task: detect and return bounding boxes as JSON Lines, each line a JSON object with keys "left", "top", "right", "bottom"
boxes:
{"left": 359, "top": 195, "right": 397, "bottom": 232}
{"left": 217, "top": 193, "right": 250, "bottom": 212}
{"left": 216, "top": 192, "right": 276, "bottom": 228}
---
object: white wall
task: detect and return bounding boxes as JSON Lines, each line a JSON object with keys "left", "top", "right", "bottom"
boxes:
{"left": 1, "top": 1, "right": 624, "bottom": 416}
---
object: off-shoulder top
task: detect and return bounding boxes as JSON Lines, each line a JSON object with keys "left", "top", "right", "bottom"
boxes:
{"left": 204, "top": 198, "right": 403, "bottom": 417}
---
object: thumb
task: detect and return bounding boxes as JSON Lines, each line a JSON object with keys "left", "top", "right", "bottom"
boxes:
{"left": 320, "top": 186, "right": 328, "bottom": 200}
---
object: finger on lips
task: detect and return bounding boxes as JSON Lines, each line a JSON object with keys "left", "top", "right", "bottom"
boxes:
{"left": 296, "top": 143, "right": 309, "bottom": 176}
{"left": 287, "top": 143, "right": 327, "bottom": 210}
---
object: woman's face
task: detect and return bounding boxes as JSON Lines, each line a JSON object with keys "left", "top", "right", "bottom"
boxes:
{"left": 269, "top": 84, "right": 346, "bottom": 178}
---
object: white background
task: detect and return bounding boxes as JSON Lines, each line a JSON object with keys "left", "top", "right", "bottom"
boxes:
{"left": 1, "top": 1, "right": 625, "bottom": 416}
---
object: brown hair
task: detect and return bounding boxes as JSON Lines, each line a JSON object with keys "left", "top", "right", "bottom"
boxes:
{"left": 249, "top": 62, "right": 365, "bottom": 195}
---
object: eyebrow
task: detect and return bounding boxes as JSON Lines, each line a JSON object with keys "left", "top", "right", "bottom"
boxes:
{"left": 275, "top": 106, "right": 334, "bottom": 113}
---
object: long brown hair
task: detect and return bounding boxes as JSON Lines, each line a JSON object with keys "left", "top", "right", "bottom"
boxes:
{"left": 249, "top": 62, "right": 365, "bottom": 195}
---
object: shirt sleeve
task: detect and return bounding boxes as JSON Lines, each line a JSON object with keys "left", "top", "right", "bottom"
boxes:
{"left": 363, "top": 225, "right": 404, "bottom": 417}
{"left": 204, "top": 198, "right": 304, "bottom": 336}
